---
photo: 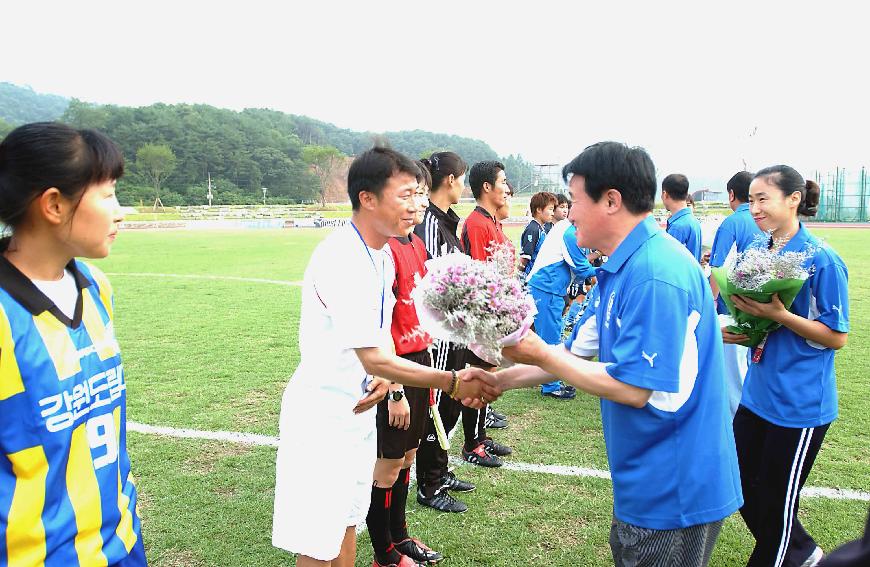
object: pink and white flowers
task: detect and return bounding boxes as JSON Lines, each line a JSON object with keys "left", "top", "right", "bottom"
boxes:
{"left": 412, "top": 244, "right": 535, "bottom": 366}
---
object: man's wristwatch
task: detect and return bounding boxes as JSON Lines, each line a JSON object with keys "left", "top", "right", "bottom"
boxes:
{"left": 389, "top": 390, "right": 405, "bottom": 402}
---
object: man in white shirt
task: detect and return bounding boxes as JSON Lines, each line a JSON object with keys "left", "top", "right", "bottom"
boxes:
{"left": 272, "top": 146, "right": 497, "bottom": 567}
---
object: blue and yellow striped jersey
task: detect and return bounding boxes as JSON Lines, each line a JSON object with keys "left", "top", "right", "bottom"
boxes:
{"left": 0, "top": 253, "right": 142, "bottom": 567}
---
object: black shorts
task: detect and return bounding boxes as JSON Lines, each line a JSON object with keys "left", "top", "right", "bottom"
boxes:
{"left": 464, "top": 347, "right": 497, "bottom": 369}
{"left": 376, "top": 349, "right": 432, "bottom": 459}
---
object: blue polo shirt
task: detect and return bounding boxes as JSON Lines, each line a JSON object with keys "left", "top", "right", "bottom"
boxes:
{"left": 520, "top": 220, "right": 547, "bottom": 275}
{"left": 741, "top": 224, "right": 849, "bottom": 428}
{"left": 666, "top": 207, "right": 703, "bottom": 261}
{"left": 565, "top": 216, "right": 742, "bottom": 529}
{"left": 709, "top": 203, "right": 764, "bottom": 314}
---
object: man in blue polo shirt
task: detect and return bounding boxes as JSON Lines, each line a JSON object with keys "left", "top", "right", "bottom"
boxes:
{"left": 662, "top": 173, "right": 703, "bottom": 261}
{"left": 496, "top": 142, "right": 741, "bottom": 567}
{"left": 708, "top": 171, "right": 763, "bottom": 416}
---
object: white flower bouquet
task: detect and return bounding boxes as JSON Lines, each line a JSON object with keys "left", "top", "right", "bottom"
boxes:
{"left": 712, "top": 234, "right": 815, "bottom": 347}
{"left": 412, "top": 243, "right": 536, "bottom": 366}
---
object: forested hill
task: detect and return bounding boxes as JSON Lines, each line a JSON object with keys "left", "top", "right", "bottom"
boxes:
{"left": 0, "top": 82, "right": 535, "bottom": 206}
{"left": 0, "top": 82, "right": 69, "bottom": 128}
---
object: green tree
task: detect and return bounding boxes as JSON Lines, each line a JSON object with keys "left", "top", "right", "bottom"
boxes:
{"left": 136, "top": 143, "right": 177, "bottom": 210}
{"left": 302, "top": 145, "right": 344, "bottom": 206}
{"left": 0, "top": 117, "right": 13, "bottom": 139}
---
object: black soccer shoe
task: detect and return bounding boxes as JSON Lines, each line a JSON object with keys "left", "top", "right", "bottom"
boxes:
{"left": 482, "top": 437, "right": 513, "bottom": 457}
{"left": 394, "top": 538, "right": 444, "bottom": 564}
{"left": 440, "top": 470, "right": 475, "bottom": 492}
{"left": 416, "top": 488, "right": 468, "bottom": 513}
{"left": 462, "top": 442, "right": 503, "bottom": 468}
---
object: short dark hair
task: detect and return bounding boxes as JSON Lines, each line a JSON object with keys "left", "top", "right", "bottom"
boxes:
{"left": 419, "top": 151, "right": 467, "bottom": 192}
{"left": 530, "top": 191, "right": 556, "bottom": 215}
{"left": 468, "top": 160, "right": 505, "bottom": 199}
{"left": 414, "top": 159, "right": 432, "bottom": 190}
{"left": 662, "top": 173, "right": 690, "bottom": 201}
{"left": 754, "top": 165, "right": 820, "bottom": 217}
{"left": 726, "top": 171, "right": 754, "bottom": 203}
{"left": 561, "top": 142, "right": 656, "bottom": 215}
{"left": 347, "top": 146, "right": 419, "bottom": 211}
{"left": 555, "top": 193, "right": 570, "bottom": 206}
{"left": 0, "top": 122, "right": 124, "bottom": 230}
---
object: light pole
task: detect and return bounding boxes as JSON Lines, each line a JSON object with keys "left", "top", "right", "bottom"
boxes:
{"left": 262, "top": 187, "right": 268, "bottom": 206}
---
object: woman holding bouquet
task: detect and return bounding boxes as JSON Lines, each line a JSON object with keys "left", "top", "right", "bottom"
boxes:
{"left": 723, "top": 165, "right": 849, "bottom": 567}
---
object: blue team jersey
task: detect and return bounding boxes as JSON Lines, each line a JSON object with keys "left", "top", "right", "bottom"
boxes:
{"left": 709, "top": 203, "right": 764, "bottom": 314}
{"left": 526, "top": 220, "right": 596, "bottom": 295}
{"left": 565, "top": 216, "right": 742, "bottom": 529}
{"left": 666, "top": 207, "right": 703, "bottom": 261}
{"left": 0, "top": 256, "right": 142, "bottom": 566}
{"left": 741, "top": 224, "right": 849, "bottom": 428}
{"left": 520, "top": 220, "right": 546, "bottom": 275}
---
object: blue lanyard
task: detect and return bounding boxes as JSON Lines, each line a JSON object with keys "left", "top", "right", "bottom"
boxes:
{"left": 350, "top": 222, "right": 385, "bottom": 328}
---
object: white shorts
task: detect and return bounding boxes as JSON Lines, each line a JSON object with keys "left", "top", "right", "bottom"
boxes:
{"left": 271, "top": 391, "right": 376, "bottom": 561}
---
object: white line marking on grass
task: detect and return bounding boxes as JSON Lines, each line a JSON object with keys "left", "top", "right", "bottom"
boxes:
{"left": 128, "top": 422, "right": 279, "bottom": 447}
{"left": 127, "top": 421, "right": 870, "bottom": 503}
{"left": 105, "top": 272, "right": 303, "bottom": 287}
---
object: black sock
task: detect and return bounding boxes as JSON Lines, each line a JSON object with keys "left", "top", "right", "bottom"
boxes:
{"left": 390, "top": 468, "right": 411, "bottom": 543}
{"left": 366, "top": 485, "right": 400, "bottom": 565}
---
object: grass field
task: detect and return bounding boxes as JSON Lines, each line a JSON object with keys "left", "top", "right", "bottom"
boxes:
{"left": 93, "top": 226, "right": 870, "bottom": 567}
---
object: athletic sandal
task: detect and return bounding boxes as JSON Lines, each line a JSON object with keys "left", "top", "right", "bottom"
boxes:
{"left": 395, "top": 538, "right": 444, "bottom": 564}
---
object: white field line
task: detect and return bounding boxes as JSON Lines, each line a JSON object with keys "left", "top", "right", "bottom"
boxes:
{"left": 127, "top": 421, "right": 870, "bottom": 503}
{"left": 105, "top": 272, "right": 303, "bottom": 287}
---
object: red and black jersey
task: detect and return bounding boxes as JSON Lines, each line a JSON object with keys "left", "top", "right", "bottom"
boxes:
{"left": 461, "top": 205, "right": 510, "bottom": 261}
{"left": 387, "top": 233, "right": 432, "bottom": 355}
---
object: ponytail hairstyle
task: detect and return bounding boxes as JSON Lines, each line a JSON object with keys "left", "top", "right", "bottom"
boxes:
{"left": 419, "top": 151, "right": 467, "bottom": 192}
{"left": 0, "top": 122, "right": 124, "bottom": 231}
{"left": 754, "top": 165, "right": 820, "bottom": 217}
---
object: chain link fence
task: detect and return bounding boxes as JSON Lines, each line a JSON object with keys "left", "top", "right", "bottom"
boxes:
{"left": 814, "top": 167, "right": 870, "bottom": 222}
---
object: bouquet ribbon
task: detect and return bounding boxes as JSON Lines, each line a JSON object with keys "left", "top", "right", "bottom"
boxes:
{"left": 711, "top": 267, "right": 806, "bottom": 347}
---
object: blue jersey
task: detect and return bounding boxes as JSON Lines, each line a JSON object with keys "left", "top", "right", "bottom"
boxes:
{"left": 520, "top": 220, "right": 546, "bottom": 275}
{"left": 565, "top": 216, "right": 741, "bottom": 529}
{"left": 0, "top": 256, "right": 142, "bottom": 566}
{"left": 526, "top": 220, "right": 596, "bottom": 295}
{"left": 709, "top": 203, "right": 764, "bottom": 314}
{"left": 741, "top": 224, "right": 849, "bottom": 428}
{"left": 666, "top": 207, "right": 703, "bottom": 262}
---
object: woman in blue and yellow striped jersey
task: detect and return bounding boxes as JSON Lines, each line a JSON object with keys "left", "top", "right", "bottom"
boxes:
{"left": 0, "top": 122, "right": 146, "bottom": 566}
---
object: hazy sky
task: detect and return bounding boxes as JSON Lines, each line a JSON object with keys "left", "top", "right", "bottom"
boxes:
{"left": 5, "top": 1, "right": 866, "bottom": 189}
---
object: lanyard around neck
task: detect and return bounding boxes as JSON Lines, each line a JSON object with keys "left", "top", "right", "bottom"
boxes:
{"left": 350, "top": 222, "right": 385, "bottom": 328}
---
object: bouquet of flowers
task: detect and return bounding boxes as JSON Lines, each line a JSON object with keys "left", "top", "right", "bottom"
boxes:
{"left": 412, "top": 243, "right": 536, "bottom": 366}
{"left": 711, "top": 234, "right": 815, "bottom": 347}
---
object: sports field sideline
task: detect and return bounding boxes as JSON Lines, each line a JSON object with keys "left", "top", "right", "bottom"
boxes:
{"left": 95, "top": 226, "right": 870, "bottom": 567}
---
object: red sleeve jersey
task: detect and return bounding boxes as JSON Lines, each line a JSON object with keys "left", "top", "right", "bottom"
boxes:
{"left": 387, "top": 233, "right": 432, "bottom": 355}
{"left": 461, "top": 205, "right": 509, "bottom": 261}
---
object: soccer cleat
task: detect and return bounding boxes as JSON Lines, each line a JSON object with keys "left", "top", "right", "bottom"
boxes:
{"left": 488, "top": 406, "right": 507, "bottom": 421}
{"left": 372, "top": 554, "right": 426, "bottom": 567}
{"left": 395, "top": 538, "right": 444, "bottom": 564}
{"left": 482, "top": 437, "right": 513, "bottom": 456}
{"left": 440, "top": 470, "right": 475, "bottom": 492}
{"left": 462, "top": 442, "right": 503, "bottom": 467}
{"left": 416, "top": 488, "right": 468, "bottom": 513}
{"left": 484, "top": 408, "right": 508, "bottom": 429}
{"left": 542, "top": 387, "right": 576, "bottom": 400}
{"left": 799, "top": 546, "right": 824, "bottom": 567}
{"left": 561, "top": 382, "right": 576, "bottom": 393}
